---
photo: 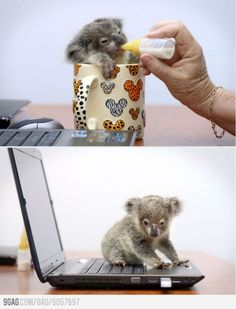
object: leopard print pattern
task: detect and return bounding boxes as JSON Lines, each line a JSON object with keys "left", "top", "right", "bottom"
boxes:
{"left": 73, "top": 79, "right": 82, "bottom": 96}
{"left": 126, "top": 65, "right": 139, "bottom": 76}
{"left": 74, "top": 81, "right": 89, "bottom": 129}
{"left": 129, "top": 108, "right": 140, "bottom": 120}
{"left": 72, "top": 99, "right": 77, "bottom": 114}
{"left": 110, "top": 66, "right": 121, "bottom": 79}
{"left": 124, "top": 79, "right": 143, "bottom": 101}
{"left": 103, "top": 119, "right": 125, "bottom": 131}
{"left": 74, "top": 64, "right": 81, "bottom": 76}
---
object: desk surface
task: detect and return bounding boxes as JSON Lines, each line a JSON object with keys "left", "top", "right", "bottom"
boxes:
{"left": 27, "top": 104, "right": 234, "bottom": 146}
{"left": 0, "top": 251, "right": 234, "bottom": 295}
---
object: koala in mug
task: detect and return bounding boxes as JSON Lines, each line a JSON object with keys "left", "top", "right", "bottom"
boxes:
{"left": 101, "top": 195, "right": 188, "bottom": 269}
{"left": 66, "top": 18, "right": 135, "bottom": 79}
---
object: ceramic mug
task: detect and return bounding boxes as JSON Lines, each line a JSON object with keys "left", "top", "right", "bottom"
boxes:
{"left": 72, "top": 63, "right": 145, "bottom": 139}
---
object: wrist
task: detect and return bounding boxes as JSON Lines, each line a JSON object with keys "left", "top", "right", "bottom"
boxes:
{"left": 181, "top": 77, "right": 215, "bottom": 118}
{"left": 187, "top": 85, "right": 235, "bottom": 136}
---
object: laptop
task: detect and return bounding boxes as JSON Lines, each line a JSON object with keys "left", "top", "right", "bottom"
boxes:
{"left": 0, "top": 99, "right": 30, "bottom": 129}
{"left": 8, "top": 148, "right": 205, "bottom": 289}
{"left": 0, "top": 129, "right": 135, "bottom": 146}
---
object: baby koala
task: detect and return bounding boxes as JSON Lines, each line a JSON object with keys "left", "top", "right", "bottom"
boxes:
{"left": 101, "top": 195, "right": 186, "bottom": 269}
{"left": 66, "top": 18, "right": 129, "bottom": 79}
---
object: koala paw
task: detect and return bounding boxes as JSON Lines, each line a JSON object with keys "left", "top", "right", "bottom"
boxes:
{"left": 154, "top": 262, "right": 173, "bottom": 269}
{"left": 101, "top": 60, "right": 116, "bottom": 79}
{"left": 173, "top": 259, "right": 189, "bottom": 267}
{"left": 113, "top": 259, "right": 128, "bottom": 267}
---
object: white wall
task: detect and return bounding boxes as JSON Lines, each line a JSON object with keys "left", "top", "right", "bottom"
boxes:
{"left": 0, "top": 147, "right": 235, "bottom": 263}
{"left": 0, "top": 0, "right": 234, "bottom": 105}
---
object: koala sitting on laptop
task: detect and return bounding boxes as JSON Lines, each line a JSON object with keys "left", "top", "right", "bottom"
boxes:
{"left": 101, "top": 195, "right": 188, "bottom": 269}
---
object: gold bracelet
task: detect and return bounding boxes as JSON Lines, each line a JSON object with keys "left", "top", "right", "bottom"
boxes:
{"left": 208, "top": 86, "right": 225, "bottom": 139}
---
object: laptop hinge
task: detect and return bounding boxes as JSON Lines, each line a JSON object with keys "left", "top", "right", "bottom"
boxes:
{"left": 43, "top": 261, "right": 66, "bottom": 279}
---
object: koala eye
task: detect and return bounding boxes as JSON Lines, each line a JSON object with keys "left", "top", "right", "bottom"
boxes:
{"left": 100, "top": 38, "right": 109, "bottom": 44}
{"left": 159, "top": 220, "right": 165, "bottom": 226}
{"left": 143, "top": 219, "right": 149, "bottom": 226}
{"left": 117, "top": 29, "right": 121, "bottom": 35}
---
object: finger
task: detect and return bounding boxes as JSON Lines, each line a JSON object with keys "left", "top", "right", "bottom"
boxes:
{"left": 140, "top": 53, "right": 180, "bottom": 82}
{"left": 142, "top": 67, "right": 151, "bottom": 75}
{"left": 139, "top": 59, "right": 151, "bottom": 75}
{"left": 147, "top": 22, "right": 195, "bottom": 44}
{"left": 149, "top": 19, "right": 179, "bottom": 32}
{"left": 147, "top": 23, "right": 182, "bottom": 39}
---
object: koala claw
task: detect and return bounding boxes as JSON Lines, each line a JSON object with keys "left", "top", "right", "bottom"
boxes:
{"left": 101, "top": 61, "right": 116, "bottom": 79}
{"left": 113, "top": 259, "right": 128, "bottom": 267}
{"left": 173, "top": 259, "right": 189, "bottom": 267}
{"left": 155, "top": 262, "right": 172, "bottom": 269}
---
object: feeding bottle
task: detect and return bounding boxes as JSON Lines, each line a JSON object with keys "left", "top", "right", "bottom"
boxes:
{"left": 17, "top": 228, "right": 31, "bottom": 271}
{"left": 122, "top": 37, "right": 176, "bottom": 59}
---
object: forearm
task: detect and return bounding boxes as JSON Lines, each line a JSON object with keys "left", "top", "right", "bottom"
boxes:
{"left": 187, "top": 86, "right": 235, "bottom": 136}
{"left": 158, "top": 239, "right": 179, "bottom": 263}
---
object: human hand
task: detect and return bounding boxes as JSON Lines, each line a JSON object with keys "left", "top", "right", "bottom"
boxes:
{"left": 140, "top": 20, "right": 215, "bottom": 114}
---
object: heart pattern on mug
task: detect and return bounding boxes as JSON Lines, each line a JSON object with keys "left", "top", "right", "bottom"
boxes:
{"left": 126, "top": 65, "right": 139, "bottom": 76}
{"left": 128, "top": 124, "right": 142, "bottom": 139}
{"left": 124, "top": 79, "right": 143, "bottom": 101}
{"left": 103, "top": 119, "right": 125, "bottom": 131}
{"left": 110, "top": 66, "right": 121, "bottom": 79}
{"left": 105, "top": 98, "right": 128, "bottom": 117}
{"left": 100, "top": 81, "right": 115, "bottom": 94}
{"left": 129, "top": 108, "right": 140, "bottom": 120}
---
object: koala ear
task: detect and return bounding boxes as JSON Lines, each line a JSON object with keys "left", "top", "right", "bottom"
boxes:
{"left": 112, "top": 18, "right": 123, "bottom": 29}
{"left": 78, "top": 32, "right": 91, "bottom": 48}
{"left": 124, "top": 198, "right": 141, "bottom": 214}
{"left": 165, "top": 197, "right": 182, "bottom": 216}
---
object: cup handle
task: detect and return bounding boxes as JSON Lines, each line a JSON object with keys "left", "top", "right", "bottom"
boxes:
{"left": 73, "top": 75, "right": 98, "bottom": 130}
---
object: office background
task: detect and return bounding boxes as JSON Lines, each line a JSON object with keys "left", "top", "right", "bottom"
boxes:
{"left": 0, "top": 0, "right": 235, "bottom": 106}
{"left": 0, "top": 147, "right": 234, "bottom": 263}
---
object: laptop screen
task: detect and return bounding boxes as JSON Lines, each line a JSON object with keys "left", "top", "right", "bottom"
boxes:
{"left": 9, "top": 148, "right": 64, "bottom": 277}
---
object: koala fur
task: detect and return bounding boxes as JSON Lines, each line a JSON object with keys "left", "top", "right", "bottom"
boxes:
{"left": 101, "top": 195, "right": 187, "bottom": 269}
{"left": 66, "top": 18, "right": 135, "bottom": 79}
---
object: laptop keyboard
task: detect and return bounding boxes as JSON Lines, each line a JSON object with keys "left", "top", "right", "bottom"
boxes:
{"left": 61, "top": 258, "right": 145, "bottom": 275}
{"left": 0, "top": 130, "right": 61, "bottom": 146}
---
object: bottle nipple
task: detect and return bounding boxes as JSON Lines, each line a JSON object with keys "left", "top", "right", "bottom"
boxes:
{"left": 19, "top": 229, "right": 29, "bottom": 250}
{"left": 122, "top": 38, "right": 142, "bottom": 56}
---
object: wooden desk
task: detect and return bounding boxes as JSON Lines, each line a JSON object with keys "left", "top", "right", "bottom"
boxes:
{"left": 27, "top": 104, "right": 235, "bottom": 146}
{"left": 0, "top": 251, "right": 234, "bottom": 295}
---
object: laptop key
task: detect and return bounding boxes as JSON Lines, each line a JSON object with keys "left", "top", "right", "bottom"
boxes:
{"left": 22, "top": 131, "right": 46, "bottom": 146}
{"left": 6, "top": 131, "right": 31, "bottom": 146}
{"left": 79, "top": 259, "right": 97, "bottom": 274}
{"left": 121, "top": 265, "right": 133, "bottom": 274}
{"left": 109, "top": 265, "right": 122, "bottom": 274}
{"left": 0, "top": 131, "right": 17, "bottom": 146}
{"left": 37, "top": 131, "right": 61, "bottom": 146}
{"left": 99, "top": 262, "right": 112, "bottom": 274}
{"left": 133, "top": 264, "right": 144, "bottom": 274}
{"left": 87, "top": 259, "right": 105, "bottom": 274}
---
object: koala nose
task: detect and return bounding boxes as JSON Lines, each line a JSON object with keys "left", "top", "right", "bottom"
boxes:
{"left": 150, "top": 224, "right": 158, "bottom": 237}
{"left": 112, "top": 33, "right": 126, "bottom": 46}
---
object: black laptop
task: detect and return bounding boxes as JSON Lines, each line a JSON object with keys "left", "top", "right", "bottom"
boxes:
{"left": 8, "top": 148, "right": 204, "bottom": 289}
{"left": 0, "top": 129, "right": 135, "bottom": 146}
